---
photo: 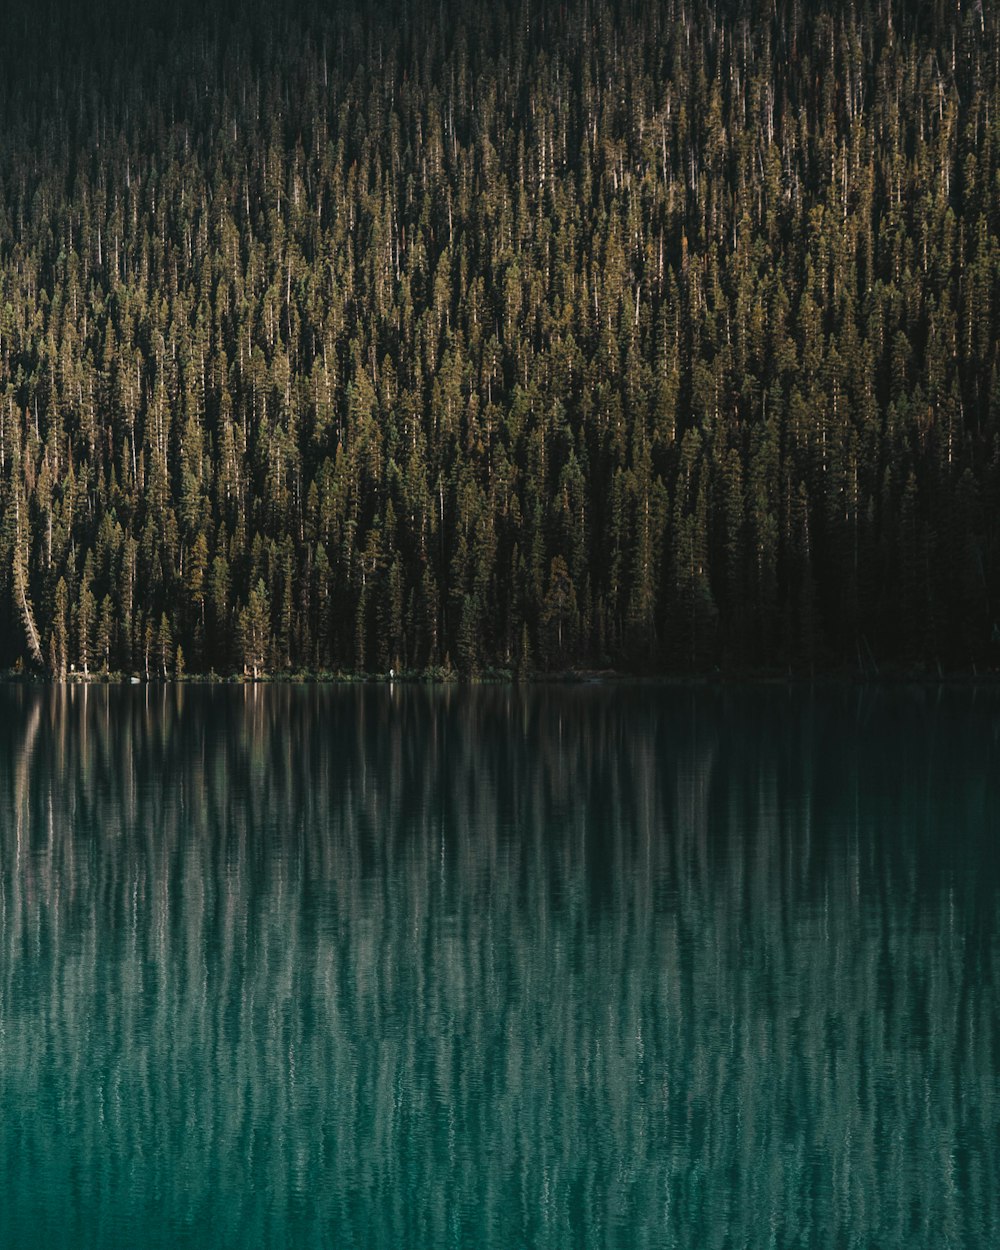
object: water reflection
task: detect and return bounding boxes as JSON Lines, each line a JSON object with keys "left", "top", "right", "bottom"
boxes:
{"left": 0, "top": 683, "right": 997, "bottom": 1248}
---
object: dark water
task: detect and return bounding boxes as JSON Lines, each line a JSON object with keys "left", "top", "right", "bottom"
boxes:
{"left": 0, "top": 682, "right": 997, "bottom": 1248}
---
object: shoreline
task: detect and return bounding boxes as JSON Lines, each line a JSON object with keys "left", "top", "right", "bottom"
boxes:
{"left": 3, "top": 666, "right": 1000, "bottom": 688}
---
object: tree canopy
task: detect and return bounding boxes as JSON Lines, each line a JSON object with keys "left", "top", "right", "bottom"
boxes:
{"left": 1, "top": 0, "right": 999, "bottom": 675}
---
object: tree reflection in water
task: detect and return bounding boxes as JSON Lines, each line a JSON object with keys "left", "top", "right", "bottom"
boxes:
{"left": 0, "top": 683, "right": 996, "bottom": 1248}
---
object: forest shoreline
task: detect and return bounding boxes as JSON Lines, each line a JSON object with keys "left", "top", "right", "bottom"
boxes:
{"left": 3, "top": 1, "right": 1000, "bottom": 679}
{"left": 4, "top": 666, "right": 1000, "bottom": 687}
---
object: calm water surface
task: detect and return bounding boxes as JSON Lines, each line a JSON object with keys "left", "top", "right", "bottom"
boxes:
{"left": 0, "top": 683, "right": 997, "bottom": 1248}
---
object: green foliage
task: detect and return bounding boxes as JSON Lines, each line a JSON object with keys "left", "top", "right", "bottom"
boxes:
{"left": 240, "top": 580, "right": 272, "bottom": 679}
{"left": 1, "top": 0, "right": 999, "bottom": 674}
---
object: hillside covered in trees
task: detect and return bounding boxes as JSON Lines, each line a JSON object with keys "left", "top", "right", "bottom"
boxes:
{"left": 1, "top": 0, "right": 999, "bottom": 677}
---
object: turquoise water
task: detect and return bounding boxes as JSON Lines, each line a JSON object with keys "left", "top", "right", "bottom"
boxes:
{"left": 0, "top": 682, "right": 997, "bottom": 1248}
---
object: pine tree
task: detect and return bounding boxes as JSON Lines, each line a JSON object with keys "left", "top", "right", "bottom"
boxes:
{"left": 240, "top": 580, "right": 271, "bottom": 680}
{"left": 76, "top": 557, "right": 96, "bottom": 678}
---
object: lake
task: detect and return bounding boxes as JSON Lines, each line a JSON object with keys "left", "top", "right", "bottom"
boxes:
{"left": 0, "top": 682, "right": 997, "bottom": 1247}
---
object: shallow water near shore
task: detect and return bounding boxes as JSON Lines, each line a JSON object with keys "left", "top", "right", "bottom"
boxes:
{"left": 0, "top": 682, "right": 997, "bottom": 1247}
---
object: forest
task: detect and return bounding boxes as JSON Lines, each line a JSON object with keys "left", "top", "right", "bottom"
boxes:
{"left": 1, "top": 0, "right": 999, "bottom": 677}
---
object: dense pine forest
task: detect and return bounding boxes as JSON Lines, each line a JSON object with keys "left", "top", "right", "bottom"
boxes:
{"left": 1, "top": 0, "right": 999, "bottom": 677}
